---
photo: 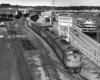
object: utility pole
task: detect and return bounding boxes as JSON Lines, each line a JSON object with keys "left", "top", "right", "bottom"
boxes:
{"left": 67, "top": 20, "right": 70, "bottom": 42}
{"left": 16, "top": 5, "right": 18, "bottom": 15}
{"left": 51, "top": 0, "right": 55, "bottom": 32}
{"left": 51, "top": 0, "right": 55, "bottom": 18}
{"left": 52, "top": 0, "right": 55, "bottom": 11}
{"left": 97, "top": 30, "right": 100, "bottom": 43}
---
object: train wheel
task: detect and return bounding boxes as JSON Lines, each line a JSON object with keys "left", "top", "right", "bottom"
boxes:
{"left": 76, "top": 67, "right": 81, "bottom": 73}
{"left": 67, "top": 68, "right": 75, "bottom": 74}
{"left": 63, "top": 64, "right": 68, "bottom": 69}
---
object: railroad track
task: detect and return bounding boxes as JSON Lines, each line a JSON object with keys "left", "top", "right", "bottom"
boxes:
{"left": 14, "top": 21, "right": 61, "bottom": 80}
{"left": 25, "top": 20, "right": 89, "bottom": 80}
{"left": 17, "top": 31, "right": 61, "bottom": 79}
{"left": 39, "top": 49, "right": 88, "bottom": 80}
{"left": 11, "top": 20, "right": 88, "bottom": 80}
{"left": 13, "top": 39, "right": 33, "bottom": 80}
{"left": 18, "top": 37, "right": 60, "bottom": 80}
{"left": 9, "top": 21, "right": 33, "bottom": 80}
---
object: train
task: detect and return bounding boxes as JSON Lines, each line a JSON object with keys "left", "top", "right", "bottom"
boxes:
{"left": 26, "top": 19, "right": 82, "bottom": 74}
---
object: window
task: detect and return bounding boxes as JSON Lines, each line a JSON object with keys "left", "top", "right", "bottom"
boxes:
{"left": 74, "top": 55, "right": 77, "bottom": 58}
{"left": 60, "top": 39, "right": 69, "bottom": 44}
{"left": 67, "top": 58, "right": 71, "bottom": 62}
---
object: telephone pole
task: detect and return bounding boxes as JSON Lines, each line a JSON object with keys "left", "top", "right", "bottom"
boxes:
{"left": 51, "top": 0, "right": 55, "bottom": 31}
{"left": 52, "top": 0, "right": 55, "bottom": 11}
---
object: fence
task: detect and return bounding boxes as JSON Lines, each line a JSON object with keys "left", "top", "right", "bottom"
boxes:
{"left": 70, "top": 38, "right": 100, "bottom": 67}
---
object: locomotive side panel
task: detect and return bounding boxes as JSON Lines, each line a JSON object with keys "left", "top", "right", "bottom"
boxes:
{"left": 46, "top": 31, "right": 64, "bottom": 62}
{"left": 31, "top": 23, "right": 36, "bottom": 31}
{"left": 54, "top": 44, "right": 64, "bottom": 62}
{"left": 27, "top": 20, "right": 32, "bottom": 27}
{"left": 34, "top": 25, "right": 39, "bottom": 34}
{"left": 37, "top": 26, "right": 41, "bottom": 34}
{"left": 32, "top": 23, "right": 40, "bottom": 34}
{"left": 46, "top": 33, "right": 56, "bottom": 51}
{"left": 54, "top": 38, "right": 69, "bottom": 64}
{"left": 40, "top": 30, "right": 47, "bottom": 39}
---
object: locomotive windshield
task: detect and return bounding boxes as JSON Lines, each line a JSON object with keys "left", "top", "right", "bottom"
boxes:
{"left": 66, "top": 51, "right": 73, "bottom": 54}
{"left": 73, "top": 50, "right": 79, "bottom": 54}
{"left": 66, "top": 50, "right": 79, "bottom": 55}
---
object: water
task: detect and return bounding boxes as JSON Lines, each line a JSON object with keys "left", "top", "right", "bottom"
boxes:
{"left": 69, "top": 13, "right": 100, "bottom": 43}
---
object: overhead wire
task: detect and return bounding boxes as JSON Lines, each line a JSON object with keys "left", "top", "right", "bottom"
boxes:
{"left": 64, "top": 0, "right": 100, "bottom": 6}
{"left": 86, "top": 0, "right": 100, "bottom": 6}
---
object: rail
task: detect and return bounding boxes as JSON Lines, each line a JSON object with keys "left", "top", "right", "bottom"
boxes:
{"left": 69, "top": 24, "right": 100, "bottom": 67}
{"left": 26, "top": 19, "right": 89, "bottom": 80}
{"left": 70, "top": 38, "right": 100, "bottom": 67}
{"left": 28, "top": 18, "right": 100, "bottom": 67}
{"left": 73, "top": 25, "right": 100, "bottom": 47}
{"left": 11, "top": 21, "right": 33, "bottom": 80}
{"left": 17, "top": 20, "right": 61, "bottom": 80}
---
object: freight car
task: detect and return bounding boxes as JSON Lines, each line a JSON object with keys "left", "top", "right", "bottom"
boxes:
{"left": 27, "top": 20, "right": 82, "bottom": 74}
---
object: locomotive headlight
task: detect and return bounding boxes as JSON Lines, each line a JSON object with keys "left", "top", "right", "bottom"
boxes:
{"left": 66, "top": 51, "right": 73, "bottom": 55}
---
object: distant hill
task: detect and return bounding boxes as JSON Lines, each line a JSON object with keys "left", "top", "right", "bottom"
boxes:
{"left": 1, "top": 4, "right": 100, "bottom": 11}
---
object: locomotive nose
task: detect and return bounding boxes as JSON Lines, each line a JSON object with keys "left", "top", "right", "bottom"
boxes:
{"left": 66, "top": 51, "right": 73, "bottom": 54}
{"left": 65, "top": 50, "right": 82, "bottom": 68}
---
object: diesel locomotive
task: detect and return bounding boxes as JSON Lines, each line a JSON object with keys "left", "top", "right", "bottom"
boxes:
{"left": 26, "top": 19, "right": 82, "bottom": 74}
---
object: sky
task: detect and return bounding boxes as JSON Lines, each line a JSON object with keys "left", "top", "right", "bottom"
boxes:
{"left": 0, "top": 0, "right": 100, "bottom": 6}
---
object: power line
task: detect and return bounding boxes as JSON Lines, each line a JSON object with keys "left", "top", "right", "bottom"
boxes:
{"left": 51, "top": 0, "right": 55, "bottom": 10}
{"left": 73, "top": 0, "right": 100, "bottom": 6}
{"left": 63, "top": 0, "right": 100, "bottom": 6}
{"left": 52, "top": 0, "right": 55, "bottom": 6}
{"left": 87, "top": 0, "right": 100, "bottom": 6}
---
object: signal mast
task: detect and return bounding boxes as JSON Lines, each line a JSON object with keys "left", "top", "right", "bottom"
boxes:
{"left": 50, "top": 0, "right": 56, "bottom": 31}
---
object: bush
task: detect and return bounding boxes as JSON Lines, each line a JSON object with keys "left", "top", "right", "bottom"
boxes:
{"left": 15, "top": 15, "right": 21, "bottom": 19}
{"left": 1, "top": 14, "right": 7, "bottom": 17}
{"left": 24, "top": 13, "right": 29, "bottom": 17}
{"left": 7, "top": 14, "right": 14, "bottom": 18}
{"left": 30, "top": 14, "right": 39, "bottom": 22}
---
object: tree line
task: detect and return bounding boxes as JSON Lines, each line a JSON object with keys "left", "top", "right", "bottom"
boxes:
{"left": 33, "top": 6, "right": 100, "bottom": 10}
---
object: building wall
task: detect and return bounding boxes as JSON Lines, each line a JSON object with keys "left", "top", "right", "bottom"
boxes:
{"left": 0, "top": 7, "right": 17, "bottom": 14}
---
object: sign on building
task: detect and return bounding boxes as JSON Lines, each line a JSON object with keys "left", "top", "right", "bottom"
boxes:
{"left": 58, "top": 16, "right": 73, "bottom": 42}
{"left": 58, "top": 16, "right": 72, "bottom": 26}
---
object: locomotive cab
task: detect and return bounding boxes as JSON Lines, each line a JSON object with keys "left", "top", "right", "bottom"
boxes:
{"left": 64, "top": 50, "right": 82, "bottom": 74}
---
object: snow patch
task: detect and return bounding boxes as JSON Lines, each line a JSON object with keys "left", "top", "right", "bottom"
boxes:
{"left": 33, "top": 55, "right": 49, "bottom": 80}
{"left": 38, "top": 67, "right": 49, "bottom": 80}
{"left": 80, "top": 69, "right": 100, "bottom": 80}
{"left": 57, "top": 69, "right": 71, "bottom": 80}
{"left": 33, "top": 55, "right": 42, "bottom": 66}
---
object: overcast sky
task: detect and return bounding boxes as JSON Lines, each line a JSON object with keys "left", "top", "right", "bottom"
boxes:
{"left": 0, "top": 0, "right": 100, "bottom": 6}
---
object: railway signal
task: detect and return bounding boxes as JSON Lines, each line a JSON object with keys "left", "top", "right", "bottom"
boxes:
{"left": 96, "top": 30, "right": 100, "bottom": 43}
{"left": 58, "top": 16, "right": 72, "bottom": 42}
